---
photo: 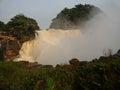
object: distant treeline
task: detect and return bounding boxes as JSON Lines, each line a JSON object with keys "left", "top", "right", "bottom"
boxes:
{"left": 50, "top": 4, "right": 101, "bottom": 29}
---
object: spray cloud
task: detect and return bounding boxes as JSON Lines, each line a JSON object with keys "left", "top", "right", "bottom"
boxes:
{"left": 16, "top": 1, "right": 120, "bottom": 65}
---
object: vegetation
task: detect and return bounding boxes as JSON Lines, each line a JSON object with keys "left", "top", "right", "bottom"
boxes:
{"left": 6, "top": 14, "right": 40, "bottom": 42}
{"left": 0, "top": 54, "right": 120, "bottom": 90}
{"left": 0, "top": 14, "right": 40, "bottom": 60}
{"left": 0, "top": 21, "right": 6, "bottom": 31}
{"left": 50, "top": 4, "right": 101, "bottom": 29}
{"left": 0, "top": 4, "right": 119, "bottom": 90}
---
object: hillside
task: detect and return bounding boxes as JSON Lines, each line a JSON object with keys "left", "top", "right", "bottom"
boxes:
{"left": 50, "top": 4, "right": 101, "bottom": 29}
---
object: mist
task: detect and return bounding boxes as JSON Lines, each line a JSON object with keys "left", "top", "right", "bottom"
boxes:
{"left": 16, "top": 1, "right": 120, "bottom": 65}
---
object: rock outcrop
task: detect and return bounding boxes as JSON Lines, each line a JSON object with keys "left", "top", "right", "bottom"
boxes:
{"left": 0, "top": 33, "right": 21, "bottom": 60}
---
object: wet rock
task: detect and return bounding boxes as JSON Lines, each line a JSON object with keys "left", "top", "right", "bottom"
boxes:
{"left": 0, "top": 38, "right": 21, "bottom": 60}
{"left": 69, "top": 58, "right": 80, "bottom": 66}
{"left": 5, "top": 50, "right": 18, "bottom": 58}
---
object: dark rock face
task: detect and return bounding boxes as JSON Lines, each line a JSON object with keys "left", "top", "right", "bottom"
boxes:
{"left": 69, "top": 58, "right": 80, "bottom": 66}
{"left": 0, "top": 38, "right": 21, "bottom": 60}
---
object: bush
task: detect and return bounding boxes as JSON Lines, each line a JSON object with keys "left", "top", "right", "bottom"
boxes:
{"left": 0, "top": 57, "right": 120, "bottom": 90}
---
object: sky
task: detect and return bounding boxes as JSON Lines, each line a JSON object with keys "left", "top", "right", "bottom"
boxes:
{"left": 0, "top": 0, "right": 119, "bottom": 29}
{"left": 0, "top": 0, "right": 104, "bottom": 29}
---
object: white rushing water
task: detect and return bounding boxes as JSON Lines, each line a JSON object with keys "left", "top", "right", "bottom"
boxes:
{"left": 16, "top": 27, "right": 120, "bottom": 65}
{"left": 16, "top": 29, "right": 82, "bottom": 65}
{"left": 16, "top": 2, "right": 120, "bottom": 65}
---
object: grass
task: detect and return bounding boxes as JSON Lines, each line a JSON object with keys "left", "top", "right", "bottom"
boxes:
{"left": 0, "top": 58, "right": 120, "bottom": 90}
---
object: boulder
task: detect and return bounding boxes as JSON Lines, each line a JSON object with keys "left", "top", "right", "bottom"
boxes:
{"left": 69, "top": 58, "right": 80, "bottom": 66}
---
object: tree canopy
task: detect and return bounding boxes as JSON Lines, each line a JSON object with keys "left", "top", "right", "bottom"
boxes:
{"left": 6, "top": 14, "right": 40, "bottom": 42}
{"left": 50, "top": 4, "right": 101, "bottom": 29}
{"left": 0, "top": 14, "right": 40, "bottom": 59}
{"left": 0, "top": 21, "right": 6, "bottom": 31}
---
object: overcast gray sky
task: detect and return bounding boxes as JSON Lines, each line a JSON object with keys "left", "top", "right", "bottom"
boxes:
{"left": 0, "top": 0, "right": 119, "bottom": 29}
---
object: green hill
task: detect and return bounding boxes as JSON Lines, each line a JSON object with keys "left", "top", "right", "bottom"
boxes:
{"left": 50, "top": 4, "right": 101, "bottom": 29}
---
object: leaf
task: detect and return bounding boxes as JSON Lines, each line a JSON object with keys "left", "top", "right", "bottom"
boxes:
{"left": 46, "top": 77, "right": 54, "bottom": 89}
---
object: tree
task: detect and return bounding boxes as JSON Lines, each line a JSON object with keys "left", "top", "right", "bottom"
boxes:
{"left": 6, "top": 14, "right": 40, "bottom": 42}
{"left": 0, "top": 21, "right": 5, "bottom": 31}
{"left": 50, "top": 4, "right": 101, "bottom": 29}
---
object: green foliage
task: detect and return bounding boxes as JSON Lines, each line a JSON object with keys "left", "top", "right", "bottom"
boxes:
{"left": 0, "top": 21, "right": 6, "bottom": 31}
{"left": 74, "top": 59, "right": 120, "bottom": 90}
{"left": 0, "top": 15, "right": 40, "bottom": 60}
{"left": 0, "top": 58, "right": 120, "bottom": 90}
{"left": 46, "top": 77, "right": 54, "bottom": 89}
{"left": 50, "top": 4, "right": 101, "bottom": 29}
{"left": 6, "top": 14, "right": 40, "bottom": 42}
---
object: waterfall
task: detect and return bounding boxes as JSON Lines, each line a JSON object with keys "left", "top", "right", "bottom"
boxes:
{"left": 15, "top": 12, "right": 120, "bottom": 65}
{"left": 16, "top": 29, "right": 81, "bottom": 65}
